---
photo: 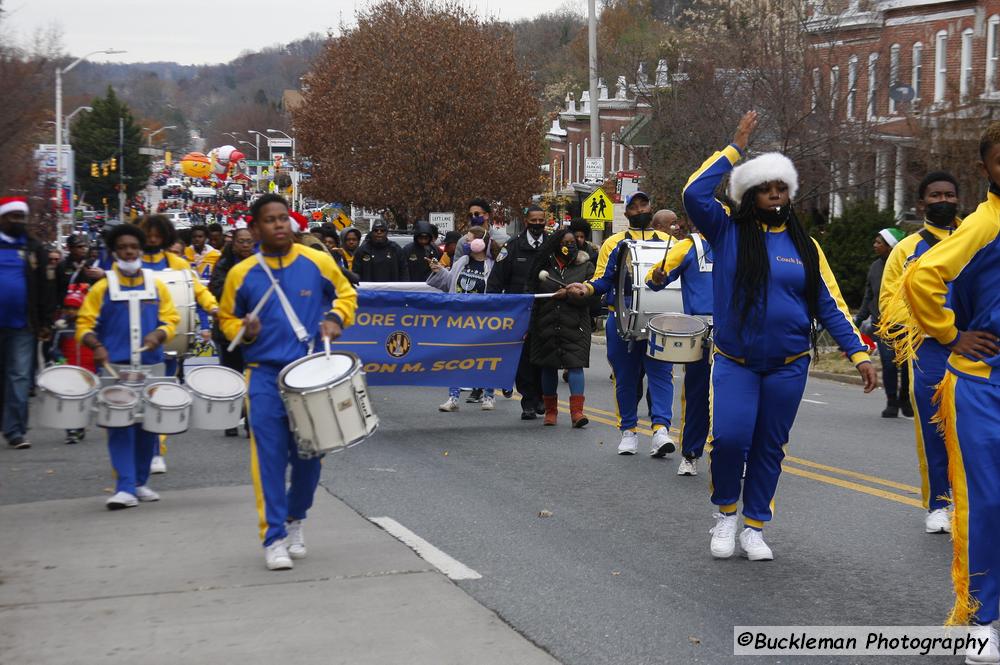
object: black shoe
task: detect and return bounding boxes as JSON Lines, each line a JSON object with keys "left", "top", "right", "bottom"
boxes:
{"left": 899, "top": 399, "right": 914, "bottom": 418}
{"left": 8, "top": 436, "right": 30, "bottom": 449}
{"left": 64, "top": 429, "right": 83, "bottom": 445}
{"left": 881, "top": 399, "right": 899, "bottom": 418}
{"left": 225, "top": 428, "right": 239, "bottom": 437}
{"left": 502, "top": 389, "right": 513, "bottom": 398}
{"left": 521, "top": 410, "right": 538, "bottom": 420}
{"left": 466, "top": 388, "right": 483, "bottom": 403}
{"left": 535, "top": 402, "right": 546, "bottom": 415}
{"left": 562, "top": 370, "right": 569, "bottom": 383}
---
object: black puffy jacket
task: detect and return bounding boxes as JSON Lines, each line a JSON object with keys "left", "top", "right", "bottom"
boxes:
{"left": 402, "top": 221, "right": 441, "bottom": 282}
{"left": 529, "top": 254, "right": 596, "bottom": 369}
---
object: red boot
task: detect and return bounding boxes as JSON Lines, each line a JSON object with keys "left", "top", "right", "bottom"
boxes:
{"left": 543, "top": 395, "right": 558, "bottom": 426}
{"left": 569, "top": 395, "right": 588, "bottom": 428}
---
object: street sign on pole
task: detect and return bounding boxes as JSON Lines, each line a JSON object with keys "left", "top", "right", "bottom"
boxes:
{"left": 582, "top": 188, "right": 613, "bottom": 230}
{"left": 584, "top": 157, "right": 604, "bottom": 184}
{"left": 429, "top": 212, "right": 455, "bottom": 232}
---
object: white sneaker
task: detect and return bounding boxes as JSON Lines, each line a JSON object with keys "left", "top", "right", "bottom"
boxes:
{"left": 150, "top": 455, "right": 167, "bottom": 474}
{"left": 286, "top": 520, "right": 306, "bottom": 559}
{"left": 650, "top": 429, "right": 676, "bottom": 457}
{"left": 967, "top": 624, "right": 1000, "bottom": 664}
{"left": 710, "top": 513, "right": 738, "bottom": 558}
{"left": 677, "top": 457, "right": 698, "bottom": 476}
{"left": 106, "top": 491, "right": 138, "bottom": 510}
{"left": 438, "top": 397, "right": 459, "bottom": 412}
{"left": 926, "top": 508, "right": 951, "bottom": 534}
{"left": 264, "top": 539, "right": 294, "bottom": 570}
{"left": 617, "top": 431, "right": 639, "bottom": 455}
{"left": 481, "top": 396, "right": 496, "bottom": 411}
{"left": 739, "top": 527, "right": 774, "bottom": 561}
{"left": 135, "top": 485, "right": 160, "bottom": 502}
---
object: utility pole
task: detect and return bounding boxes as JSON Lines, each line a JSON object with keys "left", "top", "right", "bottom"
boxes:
{"left": 119, "top": 117, "right": 126, "bottom": 224}
{"left": 588, "top": 0, "right": 599, "bottom": 160}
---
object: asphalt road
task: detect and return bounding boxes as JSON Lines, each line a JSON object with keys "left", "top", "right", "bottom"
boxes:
{"left": 2, "top": 347, "right": 958, "bottom": 665}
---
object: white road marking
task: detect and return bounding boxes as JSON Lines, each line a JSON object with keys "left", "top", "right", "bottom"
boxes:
{"left": 370, "top": 516, "right": 482, "bottom": 580}
{"left": 801, "top": 398, "right": 828, "bottom": 405}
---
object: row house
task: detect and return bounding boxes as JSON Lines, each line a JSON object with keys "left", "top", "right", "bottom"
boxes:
{"left": 806, "top": 0, "right": 1000, "bottom": 218}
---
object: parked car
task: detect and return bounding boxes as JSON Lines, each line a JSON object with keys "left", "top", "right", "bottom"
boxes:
{"left": 164, "top": 211, "right": 191, "bottom": 229}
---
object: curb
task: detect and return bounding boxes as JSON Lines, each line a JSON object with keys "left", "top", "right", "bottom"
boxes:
{"left": 590, "top": 334, "right": 863, "bottom": 385}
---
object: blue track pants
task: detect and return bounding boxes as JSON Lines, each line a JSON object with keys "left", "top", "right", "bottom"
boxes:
{"left": 605, "top": 312, "right": 672, "bottom": 432}
{"left": 679, "top": 346, "right": 711, "bottom": 459}
{"left": 909, "top": 340, "right": 950, "bottom": 511}
{"left": 107, "top": 424, "right": 157, "bottom": 495}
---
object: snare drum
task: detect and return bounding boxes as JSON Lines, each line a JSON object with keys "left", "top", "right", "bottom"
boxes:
{"left": 646, "top": 313, "right": 712, "bottom": 363}
{"left": 35, "top": 365, "right": 100, "bottom": 429}
{"left": 615, "top": 240, "right": 684, "bottom": 340}
{"left": 96, "top": 385, "right": 140, "bottom": 428}
{"left": 154, "top": 269, "right": 196, "bottom": 355}
{"left": 185, "top": 366, "right": 246, "bottom": 430}
{"left": 278, "top": 352, "right": 378, "bottom": 458}
{"left": 141, "top": 382, "right": 192, "bottom": 434}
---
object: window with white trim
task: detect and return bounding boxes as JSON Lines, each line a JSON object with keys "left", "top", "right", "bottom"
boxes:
{"left": 830, "top": 66, "right": 840, "bottom": 116}
{"left": 868, "top": 52, "right": 879, "bottom": 119}
{"left": 812, "top": 67, "right": 820, "bottom": 109}
{"left": 847, "top": 55, "right": 859, "bottom": 119}
{"left": 912, "top": 42, "right": 923, "bottom": 100}
{"left": 961, "top": 28, "right": 973, "bottom": 101}
{"left": 988, "top": 16, "right": 1000, "bottom": 93}
{"left": 934, "top": 30, "right": 947, "bottom": 103}
{"left": 889, "top": 44, "right": 901, "bottom": 114}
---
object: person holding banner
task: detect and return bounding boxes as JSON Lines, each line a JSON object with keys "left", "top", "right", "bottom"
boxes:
{"left": 219, "top": 194, "right": 357, "bottom": 571}
{"left": 566, "top": 192, "right": 676, "bottom": 458}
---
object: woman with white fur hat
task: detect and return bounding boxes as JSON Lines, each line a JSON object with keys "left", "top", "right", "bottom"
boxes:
{"left": 683, "top": 111, "right": 878, "bottom": 561}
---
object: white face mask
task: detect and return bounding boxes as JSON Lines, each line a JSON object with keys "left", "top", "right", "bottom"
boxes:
{"left": 116, "top": 257, "right": 143, "bottom": 274}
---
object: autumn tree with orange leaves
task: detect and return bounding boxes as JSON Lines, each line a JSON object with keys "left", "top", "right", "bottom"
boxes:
{"left": 294, "top": 0, "right": 543, "bottom": 228}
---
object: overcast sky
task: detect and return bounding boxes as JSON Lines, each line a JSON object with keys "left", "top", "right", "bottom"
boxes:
{"left": 2, "top": 0, "right": 584, "bottom": 65}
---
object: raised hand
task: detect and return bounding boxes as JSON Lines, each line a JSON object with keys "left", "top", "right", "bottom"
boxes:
{"left": 733, "top": 111, "right": 758, "bottom": 151}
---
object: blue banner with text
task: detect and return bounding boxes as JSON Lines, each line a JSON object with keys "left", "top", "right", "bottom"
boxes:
{"left": 331, "top": 291, "right": 533, "bottom": 387}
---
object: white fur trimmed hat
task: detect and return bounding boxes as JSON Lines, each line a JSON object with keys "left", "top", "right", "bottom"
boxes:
{"left": 727, "top": 152, "right": 799, "bottom": 203}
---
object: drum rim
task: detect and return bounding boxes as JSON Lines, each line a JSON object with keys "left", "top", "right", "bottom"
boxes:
{"left": 185, "top": 366, "right": 247, "bottom": 400}
{"left": 37, "top": 365, "right": 100, "bottom": 398}
{"left": 647, "top": 312, "right": 708, "bottom": 337}
{"left": 97, "top": 385, "right": 139, "bottom": 408}
{"left": 278, "top": 351, "right": 362, "bottom": 394}
{"left": 142, "top": 381, "right": 193, "bottom": 409}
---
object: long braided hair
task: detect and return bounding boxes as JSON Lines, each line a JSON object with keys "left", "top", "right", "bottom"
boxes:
{"left": 731, "top": 187, "right": 821, "bottom": 328}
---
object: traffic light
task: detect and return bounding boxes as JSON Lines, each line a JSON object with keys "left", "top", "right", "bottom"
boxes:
{"left": 110, "top": 157, "right": 117, "bottom": 172}
{"left": 102, "top": 164, "right": 109, "bottom": 177}
{"left": 91, "top": 162, "right": 98, "bottom": 177}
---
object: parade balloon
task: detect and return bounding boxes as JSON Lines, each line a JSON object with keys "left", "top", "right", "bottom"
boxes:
{"left": 180, "top": 152, "right": 212, "bottom": 179}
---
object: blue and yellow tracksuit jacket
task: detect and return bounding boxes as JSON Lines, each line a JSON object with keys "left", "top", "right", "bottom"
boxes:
{"left": 142, "top": 250, "right": 219, "bottom": 329}
{"left": 75, "top": 267, "right": 180, "bottom": 365}
{"left": 183, "top": 245, "right": 221, "bottom": 279}
{"left": 682, "top": 145, "right": 869, "bottom": 370}
{"left": 643, "top": 234, "right": 714, "bottom": 315}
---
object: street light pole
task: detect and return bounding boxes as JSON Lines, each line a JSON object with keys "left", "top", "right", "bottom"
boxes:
{"left": 145, "top": 125, "right": 177, "bottom": 147}
{"left": 266, "top": 129, "right": 296, "bottom": 210}
{"left": 64, "top": 106, "right": 92, "bottom": 220}
{"left": 248, "top": 130, "right": 267, "bottom": 192}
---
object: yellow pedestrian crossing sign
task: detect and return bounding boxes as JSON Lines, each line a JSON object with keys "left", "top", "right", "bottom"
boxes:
{"left": 583, "top": 189, "right": 613, "bottom": 223}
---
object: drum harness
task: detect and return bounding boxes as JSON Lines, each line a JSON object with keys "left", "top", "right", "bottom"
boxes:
{"left": 255, "top": 253, "right": 316, "bottom": 354}
{"left": 107, "top": 268, "right": 158, "bottom": 369}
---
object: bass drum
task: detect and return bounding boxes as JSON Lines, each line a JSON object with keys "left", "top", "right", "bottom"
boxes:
{"left": 153, "top": 269, "right": 197, "bottom": 356}
{"left": 614, "top": 239, "right": 684, "bottom": 340}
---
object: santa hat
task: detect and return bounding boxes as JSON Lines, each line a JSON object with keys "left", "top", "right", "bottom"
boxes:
{"left": 63, "top": 284, "right": 89, "bottom": 309}
{"left": 0, "top": 196, "right": 29, "bottom": 217}
{"left": 289, "top": 211, "right": 308, "bottom": 231}
{"left": 727, "top": 153, "right": 799, "bottom": 203}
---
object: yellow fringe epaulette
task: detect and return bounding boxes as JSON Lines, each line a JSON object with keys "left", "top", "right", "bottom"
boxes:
{"left": 875, "top": 260, "right": 926, "bottom": 365}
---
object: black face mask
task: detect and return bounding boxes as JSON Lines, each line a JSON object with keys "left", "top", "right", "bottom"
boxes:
{"left": 626, "top": 211, "right": 652, "bottom": 229}
{"left": 143, "top": 245, "right": 161, "bottom": 254}
{"left": 527, "top": 224, "right": 546, "bottom": 238}
{"left": 755, "top": 205, "right": 791, "bottom": 227}
{"left": 3, "top": 222, "right": 26, "bottom": 237}
{"left": 925, "top": 201, "right": 958, "bottom": 227}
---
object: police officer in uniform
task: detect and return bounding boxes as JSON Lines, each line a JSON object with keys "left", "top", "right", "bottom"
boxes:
{"left": 355, "top": 219, "right": 407, "bottom": 282}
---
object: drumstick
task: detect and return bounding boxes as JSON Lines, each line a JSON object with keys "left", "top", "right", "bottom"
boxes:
{"left": 538, "top": 270, "right": 568, "bottom": 288}
{"left": 227, "top": 284, "right": 276, "bottom": 352}
{"left": 324, "top": 335, "right": 332, "bottom": 359}
{"left": 102, "top": 362, "right": 120, "bottom": 380}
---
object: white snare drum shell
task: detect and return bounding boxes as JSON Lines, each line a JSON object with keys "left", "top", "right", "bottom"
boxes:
{"left": 185, "top": 366, "right": 246, "bottom": 430}
{"left": 141, "top": 382, "right": 192, "bottom": 434}
{"left": 34, "top": 365, "right": 99, "bottom": 430}
{"left": 96, "top": 386, "right": 140, "bottom": 428}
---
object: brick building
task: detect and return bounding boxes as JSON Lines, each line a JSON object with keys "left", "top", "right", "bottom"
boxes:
{"left": 545, "top": 62, "right": 670, "bottom": 196}
{"left": 806, "top": 0, "right": 1000, "bottom": 218}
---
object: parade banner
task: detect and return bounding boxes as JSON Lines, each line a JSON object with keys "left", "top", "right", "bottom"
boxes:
{"left": 332, "top": 291, "right": 533, "bottom": 387}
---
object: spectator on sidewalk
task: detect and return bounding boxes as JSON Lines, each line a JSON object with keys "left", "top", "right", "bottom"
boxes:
{"left": 402, "top": 220, "right": 441, "bottom": 283}
{"left": 856, "top": 227, "right": 910, "bottom": 418}
{"left": 56, "top": 235, "right": 98, "bottom": 303}
{"left": 526, "top": 229, "right": 596, "bottom": 427}
{"left": 0, "top": 197, "right": 54, "bottom": 450}
{"left": 439, "top": 230, "right": 462, "bottom": 268}
{"left": 335, "top": 228, "right": 362, "bottom": 272}
{"left": 487, "top": 205, "right": 548, "bottom": 419}
{"left": 569, "top": 218, "right": 600, "bottom": 264}
{"left": 355, "top": 219, "right": 407, "bottom": 282}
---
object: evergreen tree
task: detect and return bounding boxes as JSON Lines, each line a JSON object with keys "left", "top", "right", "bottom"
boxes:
{"left": 71, "top": 87, "right": 150, "bottom": 210}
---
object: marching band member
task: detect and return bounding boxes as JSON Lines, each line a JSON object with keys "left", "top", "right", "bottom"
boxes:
{"left": 138, "top": 214, "right": 220, "bottom": 474}
{"left": 645, "top": 225, "right": 714, "bottom": 476}
{"left": 566, "top": 192, "right": 676, "bottom": 457}
{"left": 684, "top": 112, "right": 876, "bottom": 561}
{"left": 75, "top": 225, "right": 179, "bottom": 509}
{"left": 219, "top": 194, "right": 357, "bottom": 571}
{"left": 878, "top": 172, "right": 960, "bottom": 534}
{"left": 903, "top": 122, "right": 1000, "bottom": 661}
{"left": 183, "top": 224, "right": 221, "bottom": 279}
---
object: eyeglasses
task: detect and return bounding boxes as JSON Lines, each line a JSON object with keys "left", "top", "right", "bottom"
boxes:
{"left": 234, "top": 237, "right": 254, "bottom": 245}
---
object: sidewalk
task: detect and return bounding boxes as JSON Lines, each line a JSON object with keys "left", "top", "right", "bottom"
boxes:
{"left": 0, "top": 486, "right": 560, "bottom": 665}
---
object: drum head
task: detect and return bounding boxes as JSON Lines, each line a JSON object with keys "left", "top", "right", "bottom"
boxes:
{"left": 283, "top": 353, "right": 355, "bottom": 390}
{"left": 648, "top": 313, "right": 706, "bottom": 335}
{"left": 38, "top": 366, "right": 98, "bottom": 396}
{"left": 186, "top": 366, "right": 245, "bottom": 398}
{"left": 100, "top": 386, "right": 138, "bottom": 406}
{"left": 144, "top": 383, "right": 192, "bottom": 406}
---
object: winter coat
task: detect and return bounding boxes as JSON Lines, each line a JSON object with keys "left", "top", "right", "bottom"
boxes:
{"left": 426, "top": 254, "right": 495, "bottom": 293}
{"left": 529, "top": 253, "right": 596, "bottom": 369}
{"left": 486, "top": 230, "right": 548, "bottom": 294}
{"left": 402, "top": 221, "right": 441, "bottom": 282}
{"left": 355, "top": 238, "right": 407, "bottom": 282}
{"left": 855, "top": 256, "right": 886, "bottom": 326}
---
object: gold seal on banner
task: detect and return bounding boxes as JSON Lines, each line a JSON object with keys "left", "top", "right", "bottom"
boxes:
{"left": 386, "top": 331, "right": 411, "bottom": 358}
